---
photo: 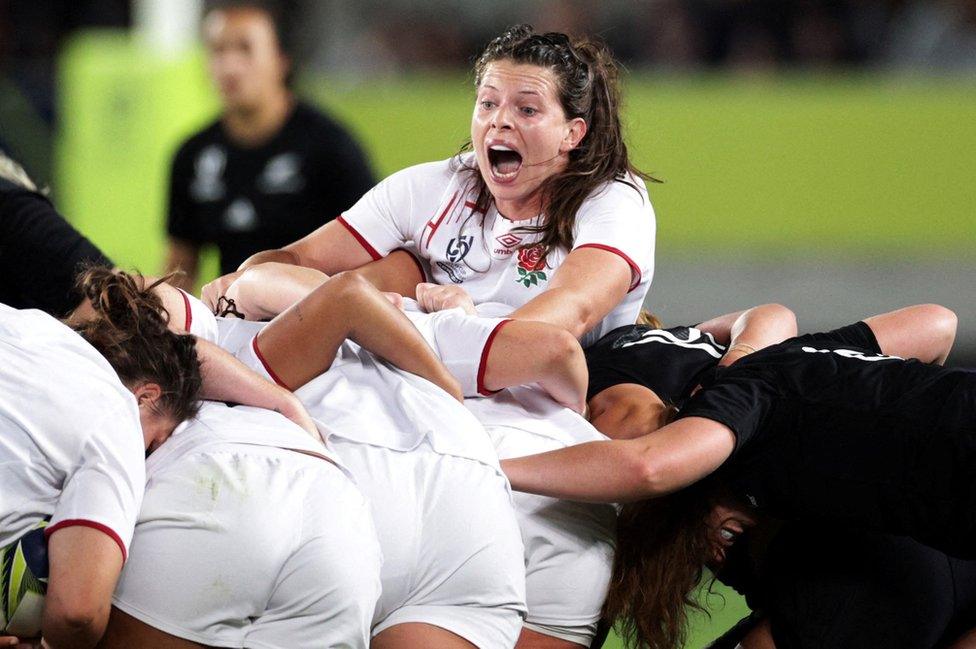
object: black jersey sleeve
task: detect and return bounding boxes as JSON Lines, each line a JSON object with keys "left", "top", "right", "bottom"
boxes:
{"left": 794, "top": 321, "right": 881, "bottom": 354}
{"left": 678, "top": 366, "right": 778, "bottom": 452}
{"left": 0, "top": 188, "right": 112, "bottom": 315}
{"left": 166, "top": 142, "right": 205, "bottom": 244}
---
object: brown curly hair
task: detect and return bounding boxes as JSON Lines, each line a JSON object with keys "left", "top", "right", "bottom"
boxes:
{"left": 70, "top": 267, "right": 202, "bottom": 424}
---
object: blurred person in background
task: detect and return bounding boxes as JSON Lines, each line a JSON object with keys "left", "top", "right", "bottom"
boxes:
{"left": 165, "top": 0, "right": 374, "bottom": 291}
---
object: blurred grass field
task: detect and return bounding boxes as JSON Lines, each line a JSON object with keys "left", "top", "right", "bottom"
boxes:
{"left": 52, "top": 32, "right": 974, "bottom": 648}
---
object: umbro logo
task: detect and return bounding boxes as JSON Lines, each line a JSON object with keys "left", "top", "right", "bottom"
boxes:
{"left": 496, "top": 233, "right": 523, "bottom": 249}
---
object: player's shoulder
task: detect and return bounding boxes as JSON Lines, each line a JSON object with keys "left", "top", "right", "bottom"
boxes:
{"left": 289, "top": 102, "right": 356, "bottom": 141}
{"left": 171, "top": 116, "right": 224, "bottom": 162}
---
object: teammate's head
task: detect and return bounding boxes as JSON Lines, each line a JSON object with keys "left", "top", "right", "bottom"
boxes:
{"left": 202, "top": 1, "right": 291, "bottom": 113}
{"left": 464, "top": 24, "right": 652, "bottom": 257}
{"left": 70, "top": 268, "right": 202, "bottom": 452}
{"left": 606, "top": 479, "right": 755, "bottom": 649}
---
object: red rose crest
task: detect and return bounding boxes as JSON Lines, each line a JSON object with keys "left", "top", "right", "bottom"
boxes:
{"left": 515, "top": 245, "right": 547, "bottom": 287}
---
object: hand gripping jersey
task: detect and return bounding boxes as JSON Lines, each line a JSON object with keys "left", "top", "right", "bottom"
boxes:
{"left": 339, "top": 154, "right": 656, "bottom": 348}
{"left": 679, "top": 322, "right": 976, "bottom": 559}
{"left": 0, "top": 305, "right": 144, "bottom": 560}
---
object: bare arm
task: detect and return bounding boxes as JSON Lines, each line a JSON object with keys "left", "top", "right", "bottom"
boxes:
{"left": 509, "top": 247, "right": 633, "bottom": 340}
{"left": 42, "top": 526, "right": 123, "bottom": 648}
{"left": 713, "top": 303, "right": 797, "bottom": 367}
{"left": 863, "top": 304, "right": 957, "bottom": 365}
{"left": 500, "top": 416, "right": 736, "bottom": 502}
{"left": 253, "top": 272, "right": 463, "bottom": 401}
{"left": 482, "top": 321, "right": 588, "bottom": 412}
{"left": 150, "top": 280, "right": 319, "bottom": 439}
{"left": 163, "top": 240, "right": 199, "bottom": 292}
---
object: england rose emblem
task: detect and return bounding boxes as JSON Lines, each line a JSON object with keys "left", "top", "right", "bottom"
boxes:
{"left": 515, "top": 245, "right": 547, "bottom": 287}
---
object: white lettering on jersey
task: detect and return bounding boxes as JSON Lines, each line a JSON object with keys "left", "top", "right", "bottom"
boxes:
{"left": 223, "top": 197, "right": 258, "bottom": 232}
{"left": 620, "top": 327, "right": 724, "bottom": 359}
{"left": 800, "top": 346, "right": 901, "bottom": 362}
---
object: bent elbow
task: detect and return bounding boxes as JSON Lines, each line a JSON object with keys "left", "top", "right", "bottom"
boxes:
{"left": 762, "top": 303, "right": 798, "bottom": 336}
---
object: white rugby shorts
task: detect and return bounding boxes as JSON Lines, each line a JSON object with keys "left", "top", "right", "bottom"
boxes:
{"left": 329, "top": 436, "right": 527, "bottom": 649}
{"left": 112, "top": 444, "right": 382, "bottom": 649}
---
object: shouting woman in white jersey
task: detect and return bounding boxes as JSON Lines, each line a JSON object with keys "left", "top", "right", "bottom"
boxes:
{"left": 0, "top": 269, "right": 203, "bottom": 648}
{"left": 202, "top": 25, "right": 657, "bottom": 648}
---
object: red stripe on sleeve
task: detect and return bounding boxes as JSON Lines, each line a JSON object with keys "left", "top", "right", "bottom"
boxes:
{"left": 477, "top": 319, "right": 514, "bottom": 397}
{"left": 177, "top": 288, "right": 193, "bottom": 332}
{"left": 393, "top": 247, "right": 428, "bottom": 283}
{"left": 252, "top": 336, "right": 293, "bottom": 391}
{"left": 337, "top": 216, "right": 382, "bottom": 261}
{"left": 574, "top": 243, "right": 643, "bottom": 292}
{"left": 46, "top": 519, "right": 128, "bottom": 562}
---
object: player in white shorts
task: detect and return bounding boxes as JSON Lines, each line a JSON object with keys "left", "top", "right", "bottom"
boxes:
{"left": 100, "top": 401, "right": 382, "bottom": 649}
{"left": 176, "top": 285, "right": 527, "bottom": 649}
{"left": 0, "top": 269, "right": 203, "bottom": 648}
{"left": 198, "top": 267, "right": 619, "bottom": 648}
{"left": 202, "top": 27, "right": 656, "bottom": 354}
{"left": 465, "top": 388, "right": 618, "bottom": 648}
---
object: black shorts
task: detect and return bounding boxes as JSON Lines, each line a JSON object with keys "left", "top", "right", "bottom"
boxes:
{"left": 708, "top": 525, "right": 976, "bottom": 649}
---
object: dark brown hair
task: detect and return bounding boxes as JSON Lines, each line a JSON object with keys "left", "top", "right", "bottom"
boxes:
{"left": 604, "top": 480, "right": 719, "bottom": 649}
{"left": 70, "top": 268, "right": 202, "bottom": 424}
{"left": 460, "top": 24, "right": 657, "bottom": 259}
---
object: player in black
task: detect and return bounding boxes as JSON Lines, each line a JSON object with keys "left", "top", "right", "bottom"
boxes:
{"left": 165, "top": 1, "right": 374, "bottom": 290}
{"left": 0, "top": 151, "right": 112, "bottom": 315}
{"left": 502, "top": 304, "right": 976, "bottom": 649}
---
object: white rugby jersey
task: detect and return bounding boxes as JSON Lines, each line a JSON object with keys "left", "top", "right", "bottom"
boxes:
{"left": 339, "top": 154, "right": 656, "bottom": 348}
{"left": 0, "top": 305, "right": 144, "bottom": 560}
{"left": 146, "top": 401, "right": 345, "bottom": 478}
{"left": 181, "top": 292, "right": 500, "bottom": 466}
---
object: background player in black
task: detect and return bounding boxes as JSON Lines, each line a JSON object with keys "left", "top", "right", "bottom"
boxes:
{"left": 504, "top": 304, "right": 976, "bottom": 649}
{"left": 0, "top": 150, "right": 112, "bottom": 315}
{"left": 165, "top": 1, "right": 374, "bottom": 291}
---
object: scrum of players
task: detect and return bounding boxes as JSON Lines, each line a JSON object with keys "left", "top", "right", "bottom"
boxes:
{"left": 1, "top": 21, "right": 975, "bottom": 649}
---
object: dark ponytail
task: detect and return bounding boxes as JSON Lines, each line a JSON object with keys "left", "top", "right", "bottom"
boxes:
{"left": 605, "top": 480, "right": 719, "bottom": 649}
{"left": 71, "top": 267, "right": 202, "bottom": 424}
{"left": 462, "top": 24, "right": 658, "bottom": 260}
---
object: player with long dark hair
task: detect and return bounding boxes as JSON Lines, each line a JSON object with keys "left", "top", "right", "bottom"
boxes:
{"left": 502, "top": 304, "right": 976, "bottom": 649}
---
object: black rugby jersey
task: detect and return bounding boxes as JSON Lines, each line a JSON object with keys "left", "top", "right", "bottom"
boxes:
{"left": 680, "top": 322, "right": 976, "bottom": 558}
{"left": 168, "top": 102, "right": 374, "bottom": 274}
{"left": 585, "top": 324, "right": 726, "bottom": 404}
{"left": 0, "top": 181, "right": 111, "bottom": 315}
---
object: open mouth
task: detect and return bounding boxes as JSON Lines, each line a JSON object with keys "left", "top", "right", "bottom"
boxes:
{"left": 487, "top": 144, "right": 523, "bottom": 180}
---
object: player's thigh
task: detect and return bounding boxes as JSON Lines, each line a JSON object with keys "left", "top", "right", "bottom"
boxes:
{"left": 515, "top": 627, "right": 584, "bottom": 649}
{"left": 99, "top": 607, "right": 210, "bottom": 649}
{"left": 245, "top": 464, "right": 382, "bottom": 649}
{"left": 372, "top": 623, "right": 478, "bottom": 649}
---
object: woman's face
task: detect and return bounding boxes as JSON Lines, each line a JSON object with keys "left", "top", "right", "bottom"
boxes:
{"left": 471, "top": 60, "right": 586, "bottom": 220}
{"left": 705, "top": 502, "right": 757, "bottom": 566}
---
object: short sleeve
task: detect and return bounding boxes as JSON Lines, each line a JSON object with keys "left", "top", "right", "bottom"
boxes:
{"left": 166, "top": 145, "right": 204, "bottom": 244}
{"left": 571, "top": 178, "right": 656, "bottom": 292}
{"left": 794, "top": 321, "right": 881, "bottom": 354}
{"left": 177, "top": 288, "right": 219, "bottom": 343}
{"left": 339, "top": 161, "right": 450, "bottom": 260}
{"left": 678, "top": 369, "right": 776, "bottom": 453}
{"left": 46, "top": 411, "right": 145, "bottom": 562}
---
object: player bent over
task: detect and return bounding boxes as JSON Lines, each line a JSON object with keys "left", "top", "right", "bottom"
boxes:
{"left": 99, "top": 401, "right": 382, "bottom": 649}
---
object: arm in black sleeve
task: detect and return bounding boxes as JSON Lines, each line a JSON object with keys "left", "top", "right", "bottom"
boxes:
{"left": 0, "top": 188, "right": 112, "bottom": 315}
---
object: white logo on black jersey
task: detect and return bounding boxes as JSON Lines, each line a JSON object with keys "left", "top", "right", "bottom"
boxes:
{"left": 190, "top": 145, "right": 226, "bottom": 201}
{"left": 223, "top": 198, "right": 258, "bottom": 232}
{"left": 258, "top": 153, "right": 304, "bottom": 194}
{"left": 620, "top": 327, "right": 724, "bottom": 358}
{"left": 800, "top": 346, "right": 901, "bottom": 362}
